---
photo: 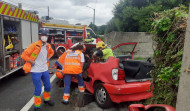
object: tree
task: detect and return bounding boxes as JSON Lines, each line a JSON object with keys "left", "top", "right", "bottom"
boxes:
{"left": 75, "top": 23, "right": 81, "bottom": 25}
{"left": 105, "top": 0, "right": 189, "bottom": 33}
{"left": 88, "top": 22, "right": 97, "bottom": 32}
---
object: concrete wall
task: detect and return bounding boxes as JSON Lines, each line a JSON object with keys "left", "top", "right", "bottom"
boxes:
{"left": 104, "top": 31, "right": 154, "bottom": 58}
{"left": 176, "top": 7, "right": 190, "bottom": 111}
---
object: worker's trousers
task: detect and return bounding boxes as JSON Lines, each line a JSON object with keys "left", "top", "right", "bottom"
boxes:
{"left": 31, "top": 70, "right": 51, "bottom": 108}
{"left": 63, "top": 73, "right": 85, "bottom": 102}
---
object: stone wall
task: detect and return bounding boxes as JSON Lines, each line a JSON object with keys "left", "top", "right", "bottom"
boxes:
{"left": 104, "top": 31, "right": 154, "bottom": 58}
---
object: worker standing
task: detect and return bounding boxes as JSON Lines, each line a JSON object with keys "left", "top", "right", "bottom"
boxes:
{"left": 21, "top": 29, "right": 54, "bottom": 111}
{"left": 93, "top": 41, "right": 114, "bottom": 60}
{"left": 56, "top": 44, "right": 85, "bottom": 104}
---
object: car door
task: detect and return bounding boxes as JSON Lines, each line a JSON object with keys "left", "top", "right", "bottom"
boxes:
{"left": 112, "top": 42, "right": 138, "bottom": 59}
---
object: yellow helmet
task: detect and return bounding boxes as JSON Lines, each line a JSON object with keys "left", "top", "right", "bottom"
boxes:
{"left": 96, "top": 41, "right": 107, "bottom": 49}
{"left": 87, "top": 32, "right": 90, "bottom": 36}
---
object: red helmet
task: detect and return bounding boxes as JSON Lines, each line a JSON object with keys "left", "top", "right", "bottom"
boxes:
{"left": 56, "top": 69, "right": 64, "bottom": 79}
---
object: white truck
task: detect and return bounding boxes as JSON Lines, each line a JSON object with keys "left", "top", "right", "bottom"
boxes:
{"left": 0, "top": 1, "right": 39, "bottom": 79}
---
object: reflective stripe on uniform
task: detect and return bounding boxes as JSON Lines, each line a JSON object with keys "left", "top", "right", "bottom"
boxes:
{"left": 57, "top": 70, "right": 64, "bottom": 77}
{"left": 55, "top": 60, "right": 63, "bottom": 69}
{"left": 64, "top": 93, "right": 70, "bottom": 96}
{"left": 66, "top": 56, "right": 81, "bottom": 60}
{"left": 31, "top": 53, "right": 38, "bottom": 58}
{"left": 78, "top": 86, "right": 85, "bottom": 92}
{"left": 34, "top": 96, "right": 41, "bottom": 108}
{"left": 43, "top": 91, "right": 50, "bottom": 101}
{"left": 63, "top": 97, "right": 69, "bottom": 101}
{"left": 63, "top": 93, "right": 70, "bottom": 101}
{"left": 68, "top": 53, "right": 79, "bottom": 57}
{"left": 64, "top": 63, "right": 80, "bottom": 65}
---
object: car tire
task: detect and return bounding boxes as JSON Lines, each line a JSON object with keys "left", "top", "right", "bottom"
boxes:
{"left": 57, "top": 47, "right": 65, "bottom": 57}
{"left": 94, "top": 83, "right": 113, "bottom": 109}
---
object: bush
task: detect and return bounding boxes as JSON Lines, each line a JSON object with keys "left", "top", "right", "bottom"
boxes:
{"left": 148, "top": 5, "right": 188, "bottom": 107}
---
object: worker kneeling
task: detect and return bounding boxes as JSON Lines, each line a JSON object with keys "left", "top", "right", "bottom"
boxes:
{"left": 56, "top": 69, "right": 64, "bottom": 79}
{"left": 55, "top": 44, "right": 85, "bottom": 105}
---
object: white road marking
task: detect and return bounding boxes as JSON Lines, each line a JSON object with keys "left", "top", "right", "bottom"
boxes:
{"left": 20, "top": 74, "right": 56, "bottom": 111}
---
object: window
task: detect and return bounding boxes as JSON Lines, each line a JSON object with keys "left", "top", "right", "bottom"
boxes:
{"left": 86, "top": 29, "right": 97, "bottom": 39}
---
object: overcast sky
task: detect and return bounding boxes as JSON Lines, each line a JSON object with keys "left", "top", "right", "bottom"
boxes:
{"left": 4, "top": 0, "right": 120, "bottom": 26}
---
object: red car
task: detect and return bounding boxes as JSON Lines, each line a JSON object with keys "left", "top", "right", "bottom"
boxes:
{"left": 80, "top": 42, "right": 154, "bottom": 108}
{"left": 128, "top": 104, "right": 176, "bottom": 111}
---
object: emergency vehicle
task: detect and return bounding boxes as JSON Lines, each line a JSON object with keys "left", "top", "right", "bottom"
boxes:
{"left": 40, "top": 22, "right": 102, "bottom": 57}
{"left": 0, "top": 1, "right": 39, "bottom": 79}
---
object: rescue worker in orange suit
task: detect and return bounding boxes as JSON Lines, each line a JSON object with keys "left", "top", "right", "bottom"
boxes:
{"left": 21, "top": 29, "right": 54, "bottom": 111}
{"left": 55, "top": 44, "right": 85, "bottom": 104}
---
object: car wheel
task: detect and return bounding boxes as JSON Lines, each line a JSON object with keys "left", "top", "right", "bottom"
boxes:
{"left": 94, "top": 83, "right": 113, "bottom": 109}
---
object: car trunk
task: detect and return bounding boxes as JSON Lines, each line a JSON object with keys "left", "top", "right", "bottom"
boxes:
{"left": 119, "top": 60, "right": 154, "bottom": 82}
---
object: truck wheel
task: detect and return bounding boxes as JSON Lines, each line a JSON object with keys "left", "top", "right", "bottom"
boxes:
{"left": 57, "top": 47, "right": 65, "bottom": 57}
{"left": 94, "top": 83, "right": 113, "bottom": 109}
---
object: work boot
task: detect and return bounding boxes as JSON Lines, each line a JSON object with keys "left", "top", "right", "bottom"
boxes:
{"left": 44, "top": 100, "right": 55, "bottom": 106}
{"left": 34, "top": 108, "right": 41, "bottom": 111}
{"left": 61, "top": 100, "right": 69, "bottom": 105}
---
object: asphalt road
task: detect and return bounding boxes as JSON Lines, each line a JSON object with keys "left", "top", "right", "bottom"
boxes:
{"left": 0, "top": 70, "right": 34, "bottom": 111}
{"left": 0, "top": 59, "right": 130, "bottom": 111}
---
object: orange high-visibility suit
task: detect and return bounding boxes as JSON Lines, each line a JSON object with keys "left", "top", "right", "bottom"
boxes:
{"left": 21, "top": 40, "right": 54, "bottom": 73}
{"left": 21, "top": 40, "right": 54, "bottom": 109}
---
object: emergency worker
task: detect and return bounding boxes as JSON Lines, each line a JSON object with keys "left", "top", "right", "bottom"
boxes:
{"left": 84, "top": 32, "right": 94, "bottom": 43}
{"left": 55, "top": 44, "right": 85, "bottom": 104}
{"left": 21, "top": 28, "right": 54, "bottom": 111}
{"left": 93, "top": 41, "right": 114, "bottom": 60}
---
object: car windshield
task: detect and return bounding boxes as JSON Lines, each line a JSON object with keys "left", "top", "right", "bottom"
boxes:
{"left": 112, "top": 44, "right": 136, "bottom": 56}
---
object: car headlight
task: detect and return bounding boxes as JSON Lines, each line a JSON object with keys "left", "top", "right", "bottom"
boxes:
{"left": 112, "top": 69, "right": 118, "bottom": 80}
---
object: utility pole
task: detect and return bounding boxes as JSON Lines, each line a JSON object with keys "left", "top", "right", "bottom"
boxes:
{"left": 18, "top": 3, "right": 22, "bottom": 9}
{"left": 86, "top": 6, "right": 95, "bottom": 30}
{"left": 93, "top": 8, "right": 95, "bottom": 27}
{"left": 47, "top": 6, "right": 49, "bottom": 20}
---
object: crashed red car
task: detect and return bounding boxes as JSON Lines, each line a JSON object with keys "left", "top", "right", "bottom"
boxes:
{"left": 128, "top": 104, "right": 176, "bottom": 111}
{"left": 80, "top": 42, "right": 154, "bottom": 108}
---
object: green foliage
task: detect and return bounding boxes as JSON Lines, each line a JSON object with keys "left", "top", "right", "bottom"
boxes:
{"left": 88, "top": 22, "right": 98, "bottom": 32}
{"left": 104, "top": 0, "right": 189, "bottom": 33}
{"left": 133, "top": 57, "right": 147, "bottom": 60}
{"left": 149, "top": 6, "right": 187, "bottom": 107}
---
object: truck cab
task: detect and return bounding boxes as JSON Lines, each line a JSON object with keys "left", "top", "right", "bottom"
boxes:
{"left": 40, "top": 23, "right": 101, "bottom": 57}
